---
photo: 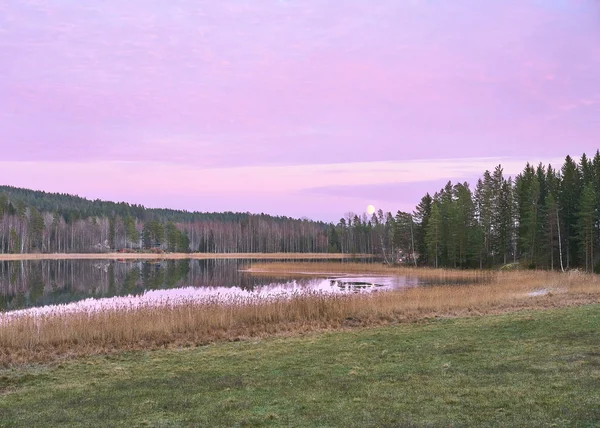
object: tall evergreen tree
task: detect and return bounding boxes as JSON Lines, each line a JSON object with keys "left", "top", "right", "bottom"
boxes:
{"left": 580, "top": 153, "right": 594, "bottom": 187}
{"left": 453, "top": 182, "right": 478, "bottom": 268}
{"left": 515, "top": 164, "right": 540, "bottom": 267}
{"left": 559, "top": 156, "right": 582, "bottom": 267}
{"left": 413, "top": 193, "right": 432, "bottom": 265}
{"left": 439, "top": 181, "right": 456, "bottom": 267}
{"left": 577, "top": 184, "right": 597, "bottom": 272}
{"left": 425, "top": 202, "right": 442, "bottom": 268}
{"left": 496, "top": 176, "right": 514, "bottom": 265}
{"left": 474, "top": 172, "right": 493, "bottom": 266}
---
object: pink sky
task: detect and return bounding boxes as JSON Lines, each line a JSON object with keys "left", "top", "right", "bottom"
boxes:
{"left": 1, "top": 0, "right": 599, "bottom": 221}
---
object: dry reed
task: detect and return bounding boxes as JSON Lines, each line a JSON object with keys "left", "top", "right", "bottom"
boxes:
{"left": 246, "top": 262, "right": 497, "bottom": 281}
{"left": 1, "top": 266, "right": 599, "bottom": 366}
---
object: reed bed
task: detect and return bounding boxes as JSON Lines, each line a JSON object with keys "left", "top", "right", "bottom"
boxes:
{"left": 1, "top": 266, "right": 599, "bottom": 366}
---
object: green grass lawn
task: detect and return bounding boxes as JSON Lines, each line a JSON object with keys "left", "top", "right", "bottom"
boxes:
{"left": 1, "top": 305, "right": 599, "bottom": 427}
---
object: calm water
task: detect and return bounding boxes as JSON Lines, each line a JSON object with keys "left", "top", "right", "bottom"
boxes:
{"left": 0, "top": 259, "right": 421, "bottom": 312}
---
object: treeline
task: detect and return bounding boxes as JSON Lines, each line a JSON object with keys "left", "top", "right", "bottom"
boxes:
{"left": 331, "top": 152, "right": 600, "bottom": 272}
{"left": 3, "top": 151, "right": 599, "bottom": 267}
{"left": 0, "top": 187, "right": 329, "bottom": 253}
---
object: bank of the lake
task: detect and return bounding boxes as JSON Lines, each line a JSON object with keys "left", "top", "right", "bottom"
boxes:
{"left": 1, "top": 305, "right": 599, "bottom": 427}
{"left": 0, "top": 252, "right": 373, "bottom": 261}
{"left": 2, "top": 263, "right": 599, "bottom": 366}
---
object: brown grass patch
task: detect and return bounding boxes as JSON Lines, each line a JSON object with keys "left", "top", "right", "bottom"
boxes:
{"left": 246, "top": 262, "right": 496, "bottom": 281}
{"left": 1, "top": 265, "right": 599, "bottom": 366}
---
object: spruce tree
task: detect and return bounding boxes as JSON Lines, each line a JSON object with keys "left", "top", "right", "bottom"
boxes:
{"left": 453, "top": 182, "right": 477, "bottom": 268}
{"left": 559, "top": 156, "right": 582, "bottom": 267}
{"left": 534, "top": 164, "right": 549, "bottom": 267}
{"left": 413, "top": 193, "right": 432, "bottom": 265}
{"left": 497, "top": 177, "right": 514, "bottom": 265}
{"left": 474, "top": 173, "right": 493, "bottom": 267}
{"left": 515, "top": 164, "right": 540, "bottom": 267}
{"left": 439, "top": 181, "right": 456, "bottom": 267}
{"left": 577, "top": 184, "right": 597, "bottom": 272}
{"left": 425, "top": 202, "right": 442, "bottom": 268}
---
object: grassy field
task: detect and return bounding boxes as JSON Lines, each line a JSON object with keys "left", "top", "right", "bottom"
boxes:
{"left": 2, "top": 265, "right": 599, "bottom": 366}
{"left": 1, "top": 305, "right": 599, "bottom": 427}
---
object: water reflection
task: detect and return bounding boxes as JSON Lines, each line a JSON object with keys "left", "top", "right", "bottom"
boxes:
{"left": 0, "top": 259, "right": 418, "bottom": 312}
{"left": 330, "top": 276, "right": 420, "bottom": 290}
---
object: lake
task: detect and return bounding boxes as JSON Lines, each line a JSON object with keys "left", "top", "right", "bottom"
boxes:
{"left": 0, "top": 258, "right": 421, "bottom": 313}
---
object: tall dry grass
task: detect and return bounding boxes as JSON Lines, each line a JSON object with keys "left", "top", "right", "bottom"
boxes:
{"left": 247, "top": 262, "right": 497, "bottom": 281}
{"left": 1, "top": 267, "right": 599, "bottom": 366}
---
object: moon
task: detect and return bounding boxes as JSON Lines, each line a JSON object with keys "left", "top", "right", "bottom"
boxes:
{"left": 367, "top": 204, "right": 376, "bottom": 215}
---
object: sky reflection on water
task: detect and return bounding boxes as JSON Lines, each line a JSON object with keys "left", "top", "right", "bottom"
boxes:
{"left": 0, "top": 259, "right": 420, "bottom": 319}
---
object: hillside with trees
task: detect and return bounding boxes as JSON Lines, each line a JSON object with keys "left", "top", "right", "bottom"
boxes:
{"left": 0, "top": 186, "right": 330, "bottom": 254}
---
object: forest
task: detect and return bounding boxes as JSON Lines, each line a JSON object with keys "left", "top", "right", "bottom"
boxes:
{"left": 0, "top": 185, "right": 330, "bottom": 254}
{"left": 328, "top": 152, "right": 600, "bottom": 272}
{"left": 1, "top": 151, "right": 599, "bottom": 271}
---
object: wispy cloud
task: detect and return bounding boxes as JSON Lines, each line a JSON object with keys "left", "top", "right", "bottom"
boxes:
{"left": 0, "top": 155, "right": 569, "bottom": 220}
{"left": 0, "top": 0, "right": 599, "bottom": 219}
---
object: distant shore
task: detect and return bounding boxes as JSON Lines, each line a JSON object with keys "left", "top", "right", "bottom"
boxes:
{"left": 0, "top": 252, "right": 374, "bottom": 261}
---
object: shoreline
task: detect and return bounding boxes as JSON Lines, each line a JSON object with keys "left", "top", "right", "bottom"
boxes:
{"left": 0, "top": 264, "right": 599, "bottom": 365}
{"left": 0, "top": 252, "right": 374, "bottom": 261}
